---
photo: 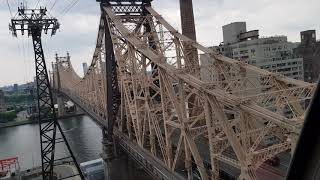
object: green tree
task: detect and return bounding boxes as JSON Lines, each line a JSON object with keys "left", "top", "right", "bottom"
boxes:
{"left": 0, "top": 111, "right": 17, "bottom": 122}
{"left": 5, "top": 94, "right": 33, "bottom": 104}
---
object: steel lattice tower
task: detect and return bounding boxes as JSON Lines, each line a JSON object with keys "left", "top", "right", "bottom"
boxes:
{"left": 9, "top": 5, "right": 83, "bottom": 180}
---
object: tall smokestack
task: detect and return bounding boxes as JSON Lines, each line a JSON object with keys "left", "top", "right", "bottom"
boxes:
{"left": 179, "top": 0, "right": 199, "bottom": 76}
{"left": 180, "top": 0, "right": 197, "bottom": 41}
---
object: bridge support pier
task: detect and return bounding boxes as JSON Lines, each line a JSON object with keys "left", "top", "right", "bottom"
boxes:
{"left": 101, "top": 129, "right": 118, "bottom": 180}
{"left": 57, "top": 96, "right": 65, "bottom": 117}
{"left": 238, "top": 166, "right": 258, "bottom": 180}
{"left": 55, "top": 94, "right": 84, "bottom": 118}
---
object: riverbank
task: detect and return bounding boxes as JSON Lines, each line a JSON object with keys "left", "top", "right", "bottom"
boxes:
{"left": 0, "top": 113, "right": 84, "bottom": 129}
{"left": 20, "top": 160, "right": 81, "bottom": 180}
{"left": 0, "top": 116, "right": 103, "bottom": 171}
{"left": 0, "top": 115, "right": 153, "bottom": 180}
{"left": 0, "top": 119, "right": 37, "bottom": 128}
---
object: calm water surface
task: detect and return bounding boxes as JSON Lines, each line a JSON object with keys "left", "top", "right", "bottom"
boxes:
{"left": 0, "top": 115, "right": 152, "bottom": 180}
{"left": 0, "top": 116, "right": 102, "bottom": 170}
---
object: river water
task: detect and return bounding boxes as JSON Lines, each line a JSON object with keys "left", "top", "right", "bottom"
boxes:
{"left": 0, "top": 116, "right": 152, "bottom": 180}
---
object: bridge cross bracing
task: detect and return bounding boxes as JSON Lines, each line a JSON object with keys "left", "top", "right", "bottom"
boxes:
{"left": 52, "top": 1, "right": 315, "bottom": 180}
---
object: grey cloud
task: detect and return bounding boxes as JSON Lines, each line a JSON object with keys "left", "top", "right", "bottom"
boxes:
{"left": 0, "top": 0, "right": 319, "bottom": 86}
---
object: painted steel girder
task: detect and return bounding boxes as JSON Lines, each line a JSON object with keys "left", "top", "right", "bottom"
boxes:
{"left": 103, "top": 5, "right": 312, "bottom": 179}
{"left": 53, "top": 3, "right": 316, "bottom": 180}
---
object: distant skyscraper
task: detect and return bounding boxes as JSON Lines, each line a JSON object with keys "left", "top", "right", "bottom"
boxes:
{"left": 0, "top": 90, "right": 6, "bottom": 112}
{"left": 13, "top": 84, "right": 18, "bottom": 92}
{"left": 82, "top": 63, "right": 88, "bottom": 76}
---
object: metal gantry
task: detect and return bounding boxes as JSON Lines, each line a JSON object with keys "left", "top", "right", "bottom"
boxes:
{"left": 9, "top": 5, "right": 83, "bottom": 180}
{"left": 53, "top": 1, "right": 315, "bottom": 180}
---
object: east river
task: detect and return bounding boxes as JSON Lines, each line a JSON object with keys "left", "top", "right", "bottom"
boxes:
{"left": 0, "top": 115, "right": 152, "bottom": 180}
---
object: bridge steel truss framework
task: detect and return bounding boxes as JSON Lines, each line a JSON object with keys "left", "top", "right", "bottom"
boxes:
{"left": 53, "top": 1, "right": 316, "bottom": 180}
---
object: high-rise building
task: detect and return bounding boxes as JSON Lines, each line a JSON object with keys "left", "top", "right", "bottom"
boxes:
{"left": 294, "top": 30, "right": 320, "bottom": 82}
{"left": 222, "top": 22, "right": 259, "bottom": 45}
{"left": 202, "top": 22, "right": 304, "bottom": 81}
{"left": 0, "top": 90, "right": 6, "bottom": 112}
{"left": 13, "top": 84, "right": 18, "bottom": 92}
{"left": 301, "top": 30, "right": 316, "bottom": 46}
{"left": 82, "top": 63, "right": 88, "bottom": 76}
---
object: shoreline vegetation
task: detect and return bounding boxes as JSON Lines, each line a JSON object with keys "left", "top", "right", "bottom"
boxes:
{"left": 5, "top": 94, "right": 33, "bottom": 105}
{"left": 0, "top": 113, "right": 85, "bottom": 129}
{"left": 0, "top": 111, "right": 18, "bottom": 122}
{"left": 0, "top": 119, "right": 37, "bottom": 128}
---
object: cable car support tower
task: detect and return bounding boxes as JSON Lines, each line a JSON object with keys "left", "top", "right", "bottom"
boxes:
{"left": 9, "top": 4, "right": 84, "bottom": 180}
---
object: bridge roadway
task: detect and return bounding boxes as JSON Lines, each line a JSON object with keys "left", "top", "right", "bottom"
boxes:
{"left": 60, "top": 90, "right": 289, "bottom": 180}
{"left": 170, "top": 132, "right": 288, "bottom": 179}
{"left": 59, "top": 91, "right": 185, "bottom": 180}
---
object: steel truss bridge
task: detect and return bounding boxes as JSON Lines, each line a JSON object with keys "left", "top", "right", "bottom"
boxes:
{"left": 52, "top": 1, "right": 315, "bottom": 179}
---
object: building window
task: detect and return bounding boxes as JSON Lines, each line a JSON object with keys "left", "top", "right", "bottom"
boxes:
{"left": 240, "top": 50, "right": 248, "bottom": 54}
{"left": 302, "top": 35, "right": 304, "bottom": 40}
{"left": 312, "top": 33, "right": 315, "bottom": 38}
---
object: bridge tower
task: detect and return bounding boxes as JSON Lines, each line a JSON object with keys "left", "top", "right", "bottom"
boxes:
{"left": 9, "top": 5, "right": 83, "bottom": 180}
{"left": 97, "top": 0, "right": 153, "bottom": 179}
{"left": 97, "top": 1, "right": 122, "bottom": 179}
{"left": 54, "top": 53, "right": 72, "bottom": 117}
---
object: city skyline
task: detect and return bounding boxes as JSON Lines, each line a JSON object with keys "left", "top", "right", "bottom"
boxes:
{"left": 0, "top": 0, "right": 319, "bottom": 86}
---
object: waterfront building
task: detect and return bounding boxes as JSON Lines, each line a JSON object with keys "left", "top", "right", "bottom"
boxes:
{"left": 202, "top": 22, "right": 304, "bottom": 81}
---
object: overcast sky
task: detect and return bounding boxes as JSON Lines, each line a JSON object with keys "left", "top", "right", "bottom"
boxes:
{"left": 0, "top": 0, "right": 319, "bottom": 86}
